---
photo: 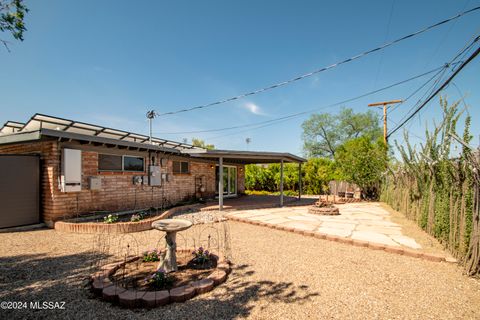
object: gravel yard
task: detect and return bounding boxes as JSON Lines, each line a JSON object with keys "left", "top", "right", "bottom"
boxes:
{"left": 1, "top": 221, "right": 480, "bottom": 319}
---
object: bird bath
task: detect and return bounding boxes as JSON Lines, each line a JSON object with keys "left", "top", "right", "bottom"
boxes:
{"left": 151, "top": 219, "right": 193, "bottom": 272}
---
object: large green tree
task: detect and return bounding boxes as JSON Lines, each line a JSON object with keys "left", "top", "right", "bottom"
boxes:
{"left": 0, "top": 0, "right": 28, "bottom": 50}
{"left": 302, "top": 107, "right": 381, "bottom": 158}
{"left": 191, "top": 138, "right": 215, "bottom": 150}
{"left": 335, "top": 136, "right": 387, "bottom": 199}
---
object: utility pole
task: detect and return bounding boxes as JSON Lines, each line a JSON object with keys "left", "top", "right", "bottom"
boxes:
{"left": 368, "top": 99, "right": 402, "bottom": 145}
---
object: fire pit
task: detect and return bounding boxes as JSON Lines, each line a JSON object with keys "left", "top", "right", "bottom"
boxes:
{"left": 308, "top": 201, "right": 340, "bottom": 215}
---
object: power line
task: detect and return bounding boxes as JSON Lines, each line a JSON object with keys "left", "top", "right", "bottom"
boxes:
{"left": 392, "top": 64, "right": 449, "bottom": 124}
{"left": 373, "top": 0, "right": 396, "bottom": 88}
{"left": 155, "top": 6, "right": 480, "bottom": 117}
{"left": 193, "top": 65, "right": 459, "bottom": 142}
{"left": 389, "top": 32, "right": 480, "bottom": 132}
{"left": 388, "top": 64, "right": 449, "bottom": 116}
{"left": 423, "top": 0, "right": 472, "bottom": 70}
{"left": 387, "top": 40, "right": 480, "bottom": 138}
{"left": 389, "top": 29, "right": 480, "bottom": 117}
{"left": 207, "top": 58, "right": 464, "bottom": 142}
{"left": 154, "top": 63, "right": 452, "bottom": 135}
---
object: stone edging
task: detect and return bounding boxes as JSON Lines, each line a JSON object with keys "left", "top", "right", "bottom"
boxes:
{"left": 54, "top": 204, "right": 202, "bottom": 234}
{"left": 90, "top": 249, "right": 231, "bottom": 308}
{"left": 227, "top": 216, "right": 455, "bottom": 263}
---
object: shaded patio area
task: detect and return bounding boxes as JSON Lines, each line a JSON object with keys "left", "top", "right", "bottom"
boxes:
{"left": 199, "top": 195, "right": 316, "bottom": 211}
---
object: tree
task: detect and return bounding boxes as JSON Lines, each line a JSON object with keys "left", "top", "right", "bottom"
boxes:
{"left": 245, "top": 164, "right": 276, "bottom": 191}
{"left": 335, "top": 136, "right": 387, "bottom": 199}
{"left": 191, "top": 138, "right": 215, "bottom": 150}
{"left": 303, "top": 157, "right": 338, "bottom": 195}
{"left": 0, "top": 0, "right": 28, "bottom": 51}
{"left": 302, "top": 107, "right": 381, "bottom": 158}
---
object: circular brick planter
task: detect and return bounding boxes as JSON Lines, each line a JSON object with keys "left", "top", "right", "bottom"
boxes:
{"left": 308, "top": 206, "right": 340, "bottom": 215}
{"left": 54, "top": 203, "right": 202, "bottom": 234}
{"left": 90, "top": 249, "right": 231, "bottom": 308}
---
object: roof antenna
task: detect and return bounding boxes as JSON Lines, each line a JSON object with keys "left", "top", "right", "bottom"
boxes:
{"left": 146, "top": 110, "right": 157, "bottom": 144}
{"left": 246, "top": 137, "right": 251, "bottom": 151}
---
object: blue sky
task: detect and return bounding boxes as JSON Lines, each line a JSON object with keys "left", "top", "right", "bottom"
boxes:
{"left": 1, "top": 0, "right": 479, "bottom": 156}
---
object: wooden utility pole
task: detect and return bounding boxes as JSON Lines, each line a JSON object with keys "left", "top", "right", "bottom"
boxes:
{"left": 368, "top": 99, "right": 402, "bottom": 144}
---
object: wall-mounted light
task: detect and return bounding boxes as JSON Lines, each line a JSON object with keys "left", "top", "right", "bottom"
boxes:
{"left": 210, "top": 164, "right": 214, "bottom": 169}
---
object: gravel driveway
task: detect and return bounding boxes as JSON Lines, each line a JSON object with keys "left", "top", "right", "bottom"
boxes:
{"left": 1, "top": 222, "right": 479, "bottom": 319}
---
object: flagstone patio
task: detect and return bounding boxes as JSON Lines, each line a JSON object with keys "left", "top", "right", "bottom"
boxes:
{"left": 226, "top": 202, "right": 423, "bottom": 249}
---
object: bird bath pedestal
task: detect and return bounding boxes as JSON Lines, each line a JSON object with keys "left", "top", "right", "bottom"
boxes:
{"left": 151, "top": 219, "right": 193, "bottom": 272}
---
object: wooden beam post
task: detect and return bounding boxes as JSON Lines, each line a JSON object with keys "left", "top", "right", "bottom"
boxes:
{"left": 219, "top": 157, "right": 224, "bottom": 211}
{"left": 280, "top": 159, "right": 284, "bottom": 207}
{"left": 298, "top": 163, "right": 302, "bottom": 200}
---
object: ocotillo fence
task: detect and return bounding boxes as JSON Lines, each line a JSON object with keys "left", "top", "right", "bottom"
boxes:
{"left": 380, "top": 98, "right": 479, "bottom": 276}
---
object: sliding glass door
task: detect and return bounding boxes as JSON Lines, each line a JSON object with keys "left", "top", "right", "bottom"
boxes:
{"left": 215, "top": 165, "right": 237, "bottom": 196}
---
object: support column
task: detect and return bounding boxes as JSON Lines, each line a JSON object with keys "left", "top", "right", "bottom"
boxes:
{"left": 280, "top": 159, "right": 284, "bottom": 207}
{"left": 298, "top": 163, "right": 302, "bottom": 200}
{"left": 219, "top": 157, "right": 224, "bottom": 211}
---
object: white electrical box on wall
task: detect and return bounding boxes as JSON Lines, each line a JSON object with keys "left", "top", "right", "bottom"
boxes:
{"left": 61, "top": 148, "right": 82, "bottom": 192}
{"left": 149, "top": 165, "right": 161, "bottom": 186}
{"left": 89, "top": 176, "right": 102, "bottom": 190}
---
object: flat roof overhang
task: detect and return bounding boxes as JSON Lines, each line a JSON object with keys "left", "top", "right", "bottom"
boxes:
{"left": 0, "top": 129, "right": 182, "bottom": 154}
{"left": 183, "top": 149, "right": 306, "bottom": 164}
{"left": 0, "top": 129, "right": 306, "bottom": 163}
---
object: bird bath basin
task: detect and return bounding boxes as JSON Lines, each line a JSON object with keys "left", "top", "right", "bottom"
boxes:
{"left": 152, "top": 219, "right": 193, "bottom": 272}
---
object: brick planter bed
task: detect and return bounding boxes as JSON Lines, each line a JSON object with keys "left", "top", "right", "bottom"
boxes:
{"left": 54, "top": 203, "right": 202, "bottom": 234}
{"left": 90, "top": 249, "right": 231, "bottom": 308}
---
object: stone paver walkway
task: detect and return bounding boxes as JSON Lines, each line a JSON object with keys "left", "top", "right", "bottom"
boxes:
{"left": 226, "top": 202, "right": 422, "bottom": 249}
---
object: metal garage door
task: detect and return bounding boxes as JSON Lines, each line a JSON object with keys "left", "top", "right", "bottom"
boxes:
{"left": 0, "top": 155, "right": 40, "bottom": 228}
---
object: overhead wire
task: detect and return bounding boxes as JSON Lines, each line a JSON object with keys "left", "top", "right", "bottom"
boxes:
{"left": 200, "top": 64, "right": 458, "bottom": 142}
{"left": 387, "top": 36, "right": 480, "bottom": 138}
{"left": 373, "top": 0, "right": 396, "bottom": 88}
{"left": 154, "top": 63, "right": 455, "bottom": 136}
{"left": 155, "top": 6, "right": 480, "bottom": 117}
{"left": 390, "top": 30, "right": 480, "bottom": 133}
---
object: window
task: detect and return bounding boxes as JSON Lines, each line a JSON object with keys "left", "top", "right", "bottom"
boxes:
{"left": 173, "top": 161, "right": 189, "bottom": 174}
{"left": 98, "top": 154, "right": 144, "bottom": 172}
{"left": 123, "top": 156, "right": 144, "bottom": 172}
{"left": 99, "top": 154, "right": 122, "bottom": 171}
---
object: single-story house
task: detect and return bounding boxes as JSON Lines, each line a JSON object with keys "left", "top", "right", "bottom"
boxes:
{"left": 0, "top": 114, "right": 305, "bottom": 228}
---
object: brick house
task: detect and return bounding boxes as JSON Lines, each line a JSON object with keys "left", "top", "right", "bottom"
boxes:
{"left": 0, "top": 114, "right": 305, "bottom": 228}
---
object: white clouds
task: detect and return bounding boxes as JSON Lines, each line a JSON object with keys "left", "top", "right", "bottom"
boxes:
{"left": 242, "top": 102, "right": 266, "bottom": 115}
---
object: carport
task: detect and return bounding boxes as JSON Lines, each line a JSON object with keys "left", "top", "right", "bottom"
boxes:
{"left": 184, "top": 149, "right": 306, "bottom": 210}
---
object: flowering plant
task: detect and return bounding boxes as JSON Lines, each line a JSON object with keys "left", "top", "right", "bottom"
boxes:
{"left": 143, "top": 249, "right": 160, "bottom": 262}
{"left": 192, "top": 247, "right": 210, "bottom": 264}
{"left": 130, "top": 212, "right": 144, "bottom": 222}
{"left": 103, "top": 214, "right": 118, "bottom": 224}
{"left": 145, "top": 268, "right": 173, "bottom": 289}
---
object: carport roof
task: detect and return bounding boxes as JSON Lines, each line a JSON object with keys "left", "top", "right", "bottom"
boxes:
{"left": 183, "top": 149, "right": 306, "bottom": 164}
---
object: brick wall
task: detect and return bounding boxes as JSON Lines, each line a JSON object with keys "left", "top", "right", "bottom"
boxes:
{"left": 0, "top": 140, "right": 245, "bottom": 226}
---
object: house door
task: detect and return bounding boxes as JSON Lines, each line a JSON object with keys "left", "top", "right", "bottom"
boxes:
{"left": 215, "top": 165, "right": 237, "bottom": 197}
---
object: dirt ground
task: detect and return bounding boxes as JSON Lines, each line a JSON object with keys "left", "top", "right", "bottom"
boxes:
{"left": 1, "top": 218, "right": 479, "bottom": 319}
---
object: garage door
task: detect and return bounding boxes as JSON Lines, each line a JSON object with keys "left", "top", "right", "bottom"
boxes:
{"left": 0, "top": 155, "right": 40, "bottom": 228}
